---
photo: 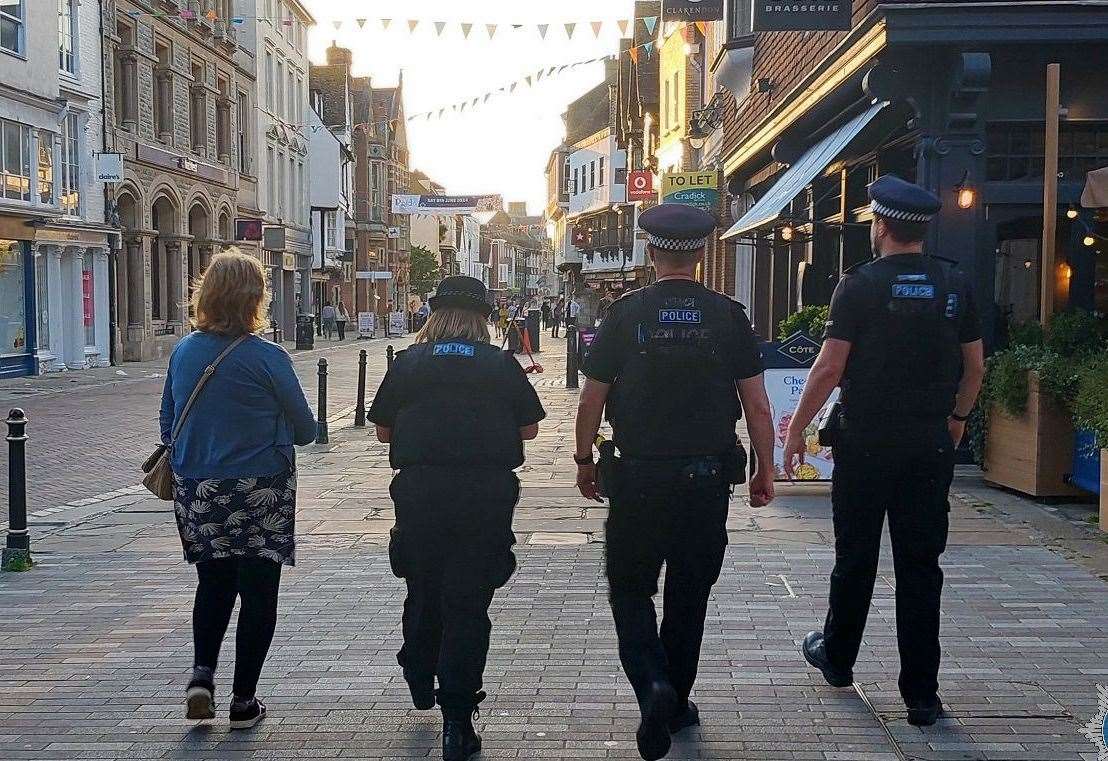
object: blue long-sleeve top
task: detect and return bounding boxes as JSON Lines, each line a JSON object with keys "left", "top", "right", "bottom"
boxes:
{"left": 159, "top": 331, "right": 318, "bottom": 479}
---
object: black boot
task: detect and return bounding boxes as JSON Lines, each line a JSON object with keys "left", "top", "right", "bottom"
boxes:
{"left": 440, "top": 691, "right": 485, "bottom": 761}
{"left": 636, "top": 680, "right": 677, "bottom": 761}
{"left": 802, "top": 631, "right": 853, "bottom": 688}
{"left": 906, "top": 695, "right": 943, "bottom": 727}
{"left": 668, "top": 699, "right": 699, "bottom": 734}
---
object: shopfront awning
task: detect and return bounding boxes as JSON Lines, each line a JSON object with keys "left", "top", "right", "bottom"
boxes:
{"left": 721, "top": 100, "right": 889, "bottom": 241}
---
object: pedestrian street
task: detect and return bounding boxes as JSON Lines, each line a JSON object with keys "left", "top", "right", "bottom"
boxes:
{"left": 0, "top": 345, "right": 1104, "bottom": 761}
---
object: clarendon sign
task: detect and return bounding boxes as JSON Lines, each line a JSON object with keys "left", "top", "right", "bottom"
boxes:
{"left": 663, "top": 0, "right": 725, "bottom": 21}
{"left": 752, "top": 2, "right": 852, "bottom": 32}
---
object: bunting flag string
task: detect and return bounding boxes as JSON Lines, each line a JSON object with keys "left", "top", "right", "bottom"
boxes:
{"left": 564, "top": 22, "right": 576, "bottom": 39}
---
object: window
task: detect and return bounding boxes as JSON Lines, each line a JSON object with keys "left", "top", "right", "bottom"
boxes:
{"left": 672, "top": 72, "right": 679, "bottom": 127}
{"left": 288, "top": 156, "right": 296, "bottom": 219}
{"left": 1, "top": 0, "right": 24, "bottom": 55}
{"left": 325, "top": 211, "right": 337, "bottom": 248}
{"left": 296, "top": 76, "right": 304, "bottom": 124}
{"left": 986, "top": 122, "right": 1108, "bottom": 182}
{"left": 190, "top": 62, "right": 207, "bottom": 154}
{"left": 154, "top": 41, "right": 172, "bottom": 143}
{"left": 277, "top": 152, "right": 286, "bottom": 217}
{"left": 599, "top": 157, "right": 605, "bottom": 188}
{"left": 35, "top": 249, "right": 49, "bottom": 350}
{"left": 82, "top": 255, "right": 95, "bottom": 346}
{"left": 237, "top": 92, "right": 250, "bottom": 173}
{"left": 216, "top": 78, "right": 230, "bottom": 165}
{"left": 114, "top": 23, "right": 137, "bottom": 129}
{"left": 265, "top": 51, "right": 274, "bottom": 111}
{"left": 58, "top": 0, "right": 76, "bottom": 73}
{"left": 590, "top": 161, "right": 596, "bottom": 189}
{"left": 287, "top": 69, "right": 295, "bottom": 123}
{"left": 60, "top": 113, "right": 79, "bottom": 216}
{"left": 572, "top": 167, "right": 579, "bottom": 195}
{"left": 276, "top": 59, "right": 285, "bottom": 118}
{"left": 37, "top": 130, "right": 54, "bottom": 205}
{"left": 664, "top": 79, "right": 670, "bottom": 130}
{"left": 266, "top": 146, "right": 276, "bottom": 213}
{"left": 727, "top": 0, "right": 753, "bottom": 39}
{"left": 1, "top": 119, "right": 32, "bottom": 202}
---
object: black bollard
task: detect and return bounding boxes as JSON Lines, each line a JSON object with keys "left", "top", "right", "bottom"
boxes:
{"left": 566, "top": 325, "right": 579, "bottom": 390}
{"left": 386, "top": 344, "right": 394, "bottom": 370}
{"left": 316, "top": 358, "right": 329, "bottom": 444}
{"left": 2, "top": 409, "right": 31, "bottom": 572}
{"left": 354, "top": 349, "right": 368, "bottom": 428}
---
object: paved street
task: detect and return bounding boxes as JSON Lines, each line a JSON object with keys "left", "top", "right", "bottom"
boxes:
{"left": 0, "top": 335, "right": 1106, "bottom": 760}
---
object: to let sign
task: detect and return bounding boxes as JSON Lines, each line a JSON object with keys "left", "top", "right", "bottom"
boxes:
{"left": 752, "top": 2, "right": 852, "bottom": 31}
{"left": 661, "top": 171, "right": 720, "bottom": 212}
{"left": 662, "top": 0, "right": 725, "bottom": 21}
{"left": 627, "top": 170, "right": 655, "bottom": 201}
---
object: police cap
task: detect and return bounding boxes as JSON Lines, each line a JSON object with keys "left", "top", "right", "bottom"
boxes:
{"left": 638, "top": 203, "right": 717, "bottom": 253}
{"left": 428, "top": 276, "right": 492, "bottom": 314}
{"left": 868, "top": 175, "right": 942, "bottom": 223}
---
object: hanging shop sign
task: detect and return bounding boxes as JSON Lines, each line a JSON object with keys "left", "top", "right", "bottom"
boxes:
{"left": 752, "top": 2, "right": 852, "bottom": 32}
{"left": 663, "top": 0, "right": 725, "bottom": 21}
{"left": 627, "top": 170, "right": 656, "bottom": 202}
{"left": 391, "top": 194, "right": 503, "bottom": 215}
{"left": 236, "top": 218, "right": 263, "bottom": 241}
{"left": 660, "top": 171, "right": 720, "bottom": 212}
{"left": 95, "top": 153, "right": 123, "bottom": 183}
{"left": 263, "top": 226, "right": 287, "bottom": 251}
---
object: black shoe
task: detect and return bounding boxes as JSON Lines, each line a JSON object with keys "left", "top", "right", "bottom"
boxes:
{"left": 802, "top": 631, "right": 853, "bottom": 688}
{"left": 229, "top": 697, "right": 267, "bottom": 730}
{"left": 906, "top": 695, "right": 943, "bottom": 727}
{"left": 185, "top": 675, "right": 215, "bottom": 721}
{"left": 668, "top": 700, "right": 699, "bottom": 734}
{"left": 442, "top": 719, "right": 482, "bottom": 761}
{"left": 636, "top": 681, "right": 677, "bottom": 761}
{"left": 405, "top": 671, "right": 435, "bottom": 710}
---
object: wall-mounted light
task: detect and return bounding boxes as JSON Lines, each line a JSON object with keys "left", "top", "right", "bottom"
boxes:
{"left": 1066, "top": 206, "right": 1079, "bottom": 220}
{"left": 1023, "top": 259, "right": 1033, "bottom": 269}
{"left": 779, "top": 225, "right": 794, "bottom": 242}
{"left": 954, "top": 171, "right": 975, "bottom": 209}
{"left": 1083, "top": 234, "right": 1096, "bottom": 247}
{"left": 1059, "top": 262, "right": 1073, "bottom": 280}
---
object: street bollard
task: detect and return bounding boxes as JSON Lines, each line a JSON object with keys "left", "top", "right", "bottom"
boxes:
{"left": 566, "top": 325, "right": 579, "bottom": 390}
{"left": 386, "top": 345, "right": 395, "bottom": 370}
{"left": 354, "top": 349, "right": 368, "bottom": 428}
{"left": 2, "top": 409, "right": 31, "bottom": 572}
{"left": 315, "top": 358, "right": 329, "bottom": 444}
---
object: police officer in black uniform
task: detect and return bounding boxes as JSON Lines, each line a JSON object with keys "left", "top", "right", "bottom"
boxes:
{"left": 368, "top": 276, "right": 546, "bottom": 761}
{"left": 783, "top": 175, "right": 985, "bottom": 726}
{"left": 574, "top": 204, "right": 777, "bottom": 761}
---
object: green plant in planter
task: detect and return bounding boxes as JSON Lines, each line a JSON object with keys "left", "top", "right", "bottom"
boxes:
{"left": 777, "top": 305, "right": 830, "bottom": 341}
{"left": 1071, "top": 353, "right": 1108, "bottom": 445}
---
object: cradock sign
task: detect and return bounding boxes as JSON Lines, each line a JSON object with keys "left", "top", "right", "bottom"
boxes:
{"left": 663, "top": 0, "right": 725, "bottom": 21}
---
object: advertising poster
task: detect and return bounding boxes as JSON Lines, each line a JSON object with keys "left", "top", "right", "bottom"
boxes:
{"left": 388, "top": 311, "right": 408, "bottom": 336}
{"left": 391, "top": 194, "right": 503, "bottom": 215}
{"left": 764, "top": 369, "right": 839, "bottom": 482}
{"left": 357, "top": 311, "right": 376, "bottom": 338}
{"left": 660, "top": 171, "right": 720, "bottom": 212}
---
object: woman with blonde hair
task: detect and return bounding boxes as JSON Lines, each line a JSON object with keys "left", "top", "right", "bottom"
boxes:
{"left": 369, "top": 276, "right": 545, "bottom": 761}
{"left": 159, "top": 249, "right": 316, "bottom": 729}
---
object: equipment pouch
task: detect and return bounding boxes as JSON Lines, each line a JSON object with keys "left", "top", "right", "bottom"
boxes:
{"left": 817, "top": 402, "right": 843, "bottom": 447}
{"left": 680, "top": 457, "right": 726, "bottom": 487}
{"left": 721, "top": 444, "right": 748, "bottom": 485}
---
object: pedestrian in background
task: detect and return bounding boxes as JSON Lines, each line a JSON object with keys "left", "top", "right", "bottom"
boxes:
{"left": 574, "top": 205, "right": 776, "bottom": 761}
{"left": 496, "top": 302, "right": 509, "bottom": 339}
{"left": 321, "top": 301, "right": 337, "bottom": 339}
{"left": 565, "top": 296, "right": 580, "bottom": 328}
{"left": 160, "top": 250, "right": 317, "bottom": 730}
{"left": 784, "top": 176, "right": 985, "bottom": 727}
{"left": 552, "top": 298, "right": 564, "bottom": 338}
{"left": 541, "top": 299, "right": 552, "bottom": 329}
{"left": 369, "top": 276, "right": 546, "bottom": 761}
{"left": 336, "top": 302, "right": 349, "bottom": 341}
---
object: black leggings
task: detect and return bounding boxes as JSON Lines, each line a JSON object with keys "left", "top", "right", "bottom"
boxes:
{"left": 193, "top": 557, "right": 283, "bottom": 699}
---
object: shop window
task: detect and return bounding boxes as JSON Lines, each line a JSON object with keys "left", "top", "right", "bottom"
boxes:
{"left": 0, "top": 240, "right": 26, "bottom": 355}
{"left": 58, "top": 0, "right": 76, "bottom": 74}
{"left": 34, "top": 249, "right": 48, "bottom": 350}
{"left": 82, "top": 255, "right": 94, "bottom": 346}
{"left": 60, "top": 114, "right": 79, "bottom": 216}
{"left": 1, "top": 119, "right": 31, "bottom": 202}
{"left": 1, "top": 0, "right": 24, "bottom": 56}
{"left": 37, "top": 130, "right": 54, "bottom": 205}
{"left": 987, "top": 122, "right": 1108, "bottom": 182}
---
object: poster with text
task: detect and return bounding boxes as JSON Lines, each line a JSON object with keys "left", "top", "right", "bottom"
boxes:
{"left": 357, "top": 312, "right": 377, "bottom": 339}
{"left": 389, "top": 311, "right": 408, "bottom": 336}
{"left": 764, "top": 368, "right": 839, "bottom": 482}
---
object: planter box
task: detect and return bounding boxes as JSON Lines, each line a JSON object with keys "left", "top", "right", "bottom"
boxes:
{"left": 984, "top": 371, "right": 1088, "bottom": 498}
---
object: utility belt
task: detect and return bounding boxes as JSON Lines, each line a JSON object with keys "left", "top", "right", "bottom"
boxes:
{"left": 596, "top": 436, "right": 747, "bottom": 498}
{"left": 818, "top": 401, "right": 951, "bottom": 449}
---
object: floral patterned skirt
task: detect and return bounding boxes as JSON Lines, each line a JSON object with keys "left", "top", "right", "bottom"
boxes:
{"left": 173, "top": 471, "right": 297, "bottom": 566}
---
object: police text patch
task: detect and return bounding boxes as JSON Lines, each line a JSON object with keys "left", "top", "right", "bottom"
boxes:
{"left": 659, "top": 309, "right": 702, "bottom": 324}
{"left": 892, "top": 284, "right": 935, "bottom": 299}
{"left": 433, "top": 342, "right": 475, "bottom": 357}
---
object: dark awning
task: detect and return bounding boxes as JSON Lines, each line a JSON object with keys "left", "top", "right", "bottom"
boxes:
{"left": 721, "top": 101, "right": 888, "bottom": 241}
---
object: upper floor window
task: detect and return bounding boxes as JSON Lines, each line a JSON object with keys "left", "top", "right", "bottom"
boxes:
{"left": 987, "top": 122, "right": 1108, "bottom": 182}
{"left": 60, "top": 113, "right": 79, "bottom": 216}
{"left": 599, "top": 157, "right": 605, "bottom": 187}
{"left": 1, "top": 0, "right": 24, "bottom": 56}
{"left": 1, "top": 119, "right": 32, "bottom": 202}
{"left": 237, "top": 92, "right": 251, "bottom": 174}
{"left": 58, "top": 0, "right": 76, "bottom": 74}
{"left": 265, "top": 51, "right": 274, "bottom": 111}
{"left": 727, "top": 0, "right": 753, "bottom": 40}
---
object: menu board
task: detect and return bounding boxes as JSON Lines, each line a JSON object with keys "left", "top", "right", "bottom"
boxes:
{"left": 764, "top": 369, "right": 839, "bottom": 482}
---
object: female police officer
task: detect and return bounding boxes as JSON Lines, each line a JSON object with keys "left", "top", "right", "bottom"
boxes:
{"left": 368, "top": 276, "right": 545, "bottom": 761}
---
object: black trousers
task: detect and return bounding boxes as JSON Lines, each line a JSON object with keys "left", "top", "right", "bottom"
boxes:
{"left": 824, "top": 425, "right": 954, "bottom": 702}
{"left": 605, "top": 459, "right": 730, "bottom": 709}
{"left": 551, "top": 319, "right": 561, "bottom": 337}
{"left": 193, "top": 557, "right": 283, "bottom": 699}
{"left": 389, "top": 466, "right": 519, "bottom": 715}
{"left": 336, "top": 320, "right": 347, "bottom": 340}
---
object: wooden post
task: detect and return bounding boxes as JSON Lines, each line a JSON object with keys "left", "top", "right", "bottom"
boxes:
{"left": 1040, "top": 63, "right": 1061, "bottom": 328}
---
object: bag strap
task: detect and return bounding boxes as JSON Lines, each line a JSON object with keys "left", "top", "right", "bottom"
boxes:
{"left": 170, "top": 334, "right": 251, "bottom": 444}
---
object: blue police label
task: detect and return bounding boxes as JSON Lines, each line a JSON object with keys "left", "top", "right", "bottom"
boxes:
{"left": 433, "top": 342, "right": 475, "bottom": 357}
{"left": 892, "top": 283, "right": 936, "bottom": 299}
{"left": 659, "top": 309, "right": 702, "bottom": 324}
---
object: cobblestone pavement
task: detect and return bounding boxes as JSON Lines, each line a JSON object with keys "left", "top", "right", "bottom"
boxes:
{"left": 0, "top": 330, "right": 1106, "bottom": 760}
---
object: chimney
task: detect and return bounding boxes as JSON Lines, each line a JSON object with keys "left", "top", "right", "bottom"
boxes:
{"left": 327, "top": 44, "right": 353, "bottom": 67}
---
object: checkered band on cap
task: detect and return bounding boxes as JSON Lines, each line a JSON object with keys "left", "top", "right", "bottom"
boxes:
{"left": 870, "top": 200, "right": 934, "bottom": 223}
{"left": 647, "top": 234, "right": 709, "bottom": 251}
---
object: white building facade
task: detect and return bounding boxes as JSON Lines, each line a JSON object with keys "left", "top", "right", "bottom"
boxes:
{"left": 0, "top": 0, "right": 112, "bottom": 377}
{"left": 457, "top": 215, "right": 484, "bottom": 284}
{"left": 307, "top": 98, "right": 352, "bottom": 306}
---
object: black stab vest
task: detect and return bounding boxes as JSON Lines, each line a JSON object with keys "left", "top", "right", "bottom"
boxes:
{"left": 387, "top": 341, "right": 525, "bottom": 469}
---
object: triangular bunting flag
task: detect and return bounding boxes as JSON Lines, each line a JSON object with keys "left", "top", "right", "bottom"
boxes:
{"left": 460, "top": 102, "right": 466, "bottom": 112}
{"left": 356, "top": 18, "right": 367, "bottom": 29}
{"left": 564, "top": 22, "right": 576, "bottom": 39}
{"left": 486, "top": 23, "right": 497, "bottom": 38}
{"left": 537, "top": 24, "right": 549, "bottom": 39}
{"left": 558, "top": 65, "right": 567, "bottom": 72}
{"left": 438, "top": 108, "right": 445, "bottom": 117}
{"left": 547, "top": 66, "right": 556, "bottom": 75}
{"left": 643, "top": 16, "right": 657, "bottom": 36}
{"left": 512, "top": 24, "right": 523, "bottom": 29}
{"left": 510, "top": 82, "right": 517, "bottom": 93}
{"left": 644, "top": 40, "right": 655, "bottom": 56}
{"left": 472, "top": 97, "right": 479, "bottom": 106}
{"left": 434, "top": 21, "right": 446, "bottom": 36}
{"left": 332, "top": 20, "right": 342, "bottom": 30}
{"left": 695, "top": 21, "right": 708, "bottom": 36}
{"left": 618, "top": 19, "right": 630, "bottom": 36}
{"left": 408, "top": 19, "right": 419, "bottom": 32}
{"left": 484, "top": 94, "right": 491, "bottom": 103}
{"left": 629, "top": 47, "right": 639, "bottom": 64}
{"left": 425, "top": 113, "right": 431, "bottom": 121}
{"left": 536, "top": 70, "right": 544, "bottom": 81}
{"left": 525, "top": 75, "right": 532, "bottom": 87}
{"left": 461, "top": 23, "right": 473, "bottom": 38}
{"left": 381, "top": 18, "right": 392, "bottom": 30}
{"left": 591, "top": 21, "right": 603, "bottom": 38}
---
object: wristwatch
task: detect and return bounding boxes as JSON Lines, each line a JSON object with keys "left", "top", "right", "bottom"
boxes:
{"left": 950, "top": 412, "right": 970, "bottom": 422}
{"left": 573, "top": 451, "right": 594, "bottom": 465}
